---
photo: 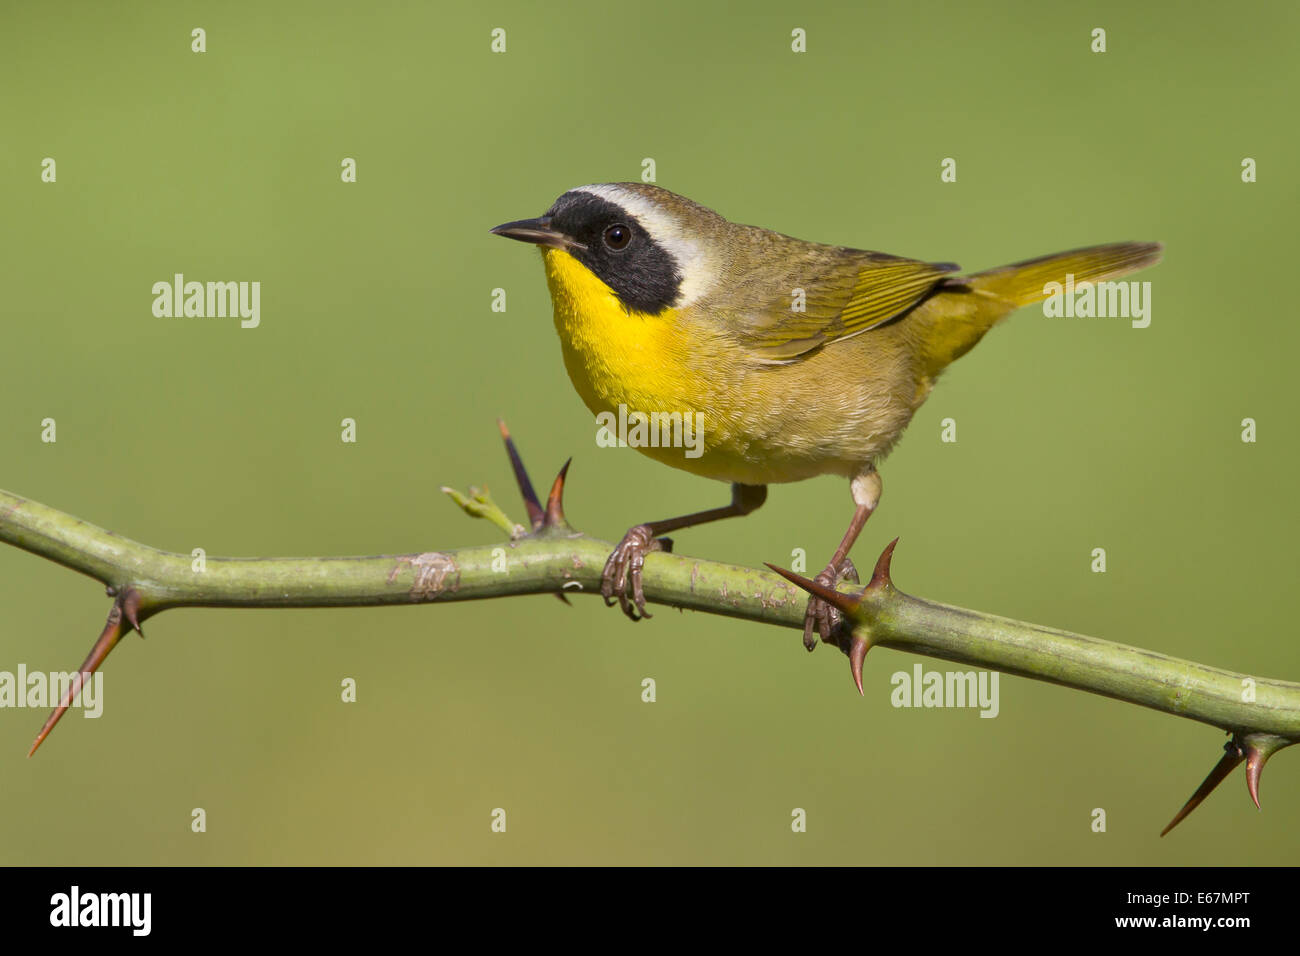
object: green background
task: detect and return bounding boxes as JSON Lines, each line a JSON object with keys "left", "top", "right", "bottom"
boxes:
{"left": 2, "top": 0, "right": 1297, "bottom": 864}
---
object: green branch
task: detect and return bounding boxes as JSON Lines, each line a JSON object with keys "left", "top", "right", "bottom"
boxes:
{"left": 1, "top": 424, "right": 1294, "bottom": 835}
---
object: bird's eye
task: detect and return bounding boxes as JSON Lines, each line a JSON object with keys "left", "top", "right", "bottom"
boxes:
{"left": 603, "top": 224, "right": 631, "bottom": 250}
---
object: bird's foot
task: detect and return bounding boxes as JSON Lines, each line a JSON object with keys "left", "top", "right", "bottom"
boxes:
{"left": 601, "top": 526, "right": 674, "bottom": 621}
{"left": 801, "top": 556, "right": 860, "bottom": 652}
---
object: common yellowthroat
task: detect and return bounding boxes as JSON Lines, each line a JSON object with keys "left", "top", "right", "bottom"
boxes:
{"left": 491, "top": 183, "right": 1161, "bottom": 651}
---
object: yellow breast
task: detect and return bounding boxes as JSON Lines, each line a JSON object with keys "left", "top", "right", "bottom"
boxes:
{"left": 542, "top": 248, "right": 705, "bottom": 418}
{"left": 537, "top": 247, "right": 911, "bottom": 485}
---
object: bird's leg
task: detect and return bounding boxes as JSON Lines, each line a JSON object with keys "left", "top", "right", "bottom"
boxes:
{"left": 803, "top": 469, "right": 881, "bottom": 651}
{"left": 603, "top": 483, "right": 767, "bottom": 621}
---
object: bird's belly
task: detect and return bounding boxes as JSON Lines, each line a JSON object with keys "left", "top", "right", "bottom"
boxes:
{"left": 558, "top": 335, "right": 918, "bottom": 485}
{"left": 543, "top": 248, "right": 920, "bottom": 485}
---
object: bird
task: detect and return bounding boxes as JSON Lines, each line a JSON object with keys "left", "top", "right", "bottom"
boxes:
{"left": 491, "top": 182, "right": 1161, "bottom": 653}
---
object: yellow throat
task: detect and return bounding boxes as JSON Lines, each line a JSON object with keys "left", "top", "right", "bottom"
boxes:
{"left": 541, "top": 247, "right": 710, "bottom": 422}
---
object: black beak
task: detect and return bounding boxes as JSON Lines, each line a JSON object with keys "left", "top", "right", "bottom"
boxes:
{"left": 489, "top": 217, "right": 586, "bottom": 253}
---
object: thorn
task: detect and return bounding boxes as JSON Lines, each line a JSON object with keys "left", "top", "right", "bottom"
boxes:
{"left": 544, "top": 458, "right": 571, "bottom": 529}
{"left": 1245, "top": 746, "right": 1265, "bottom": 810}
{"left": 868, "top": 538, "right": 899, "bottom": 590}
{"left": 498, "top": 418, "right": 544, "bottom": 531}
{"left": 849, "top": 634, "right": 870, "bottom": 696}
{"left": 554, "top": 592, "right": 572, "bottom": 606}
{"left": 1241, "top": 736, "right": 1289, "bottom": 810}
{"left": 28, "top": 592, "right": 134, "bottom": 757}
{"left": 122, "top": 587, "right": 145, "bottom": 638}
{"left": 1160, "top": 738, "right": 1245, "bottom": 837}
{"left": 764, "top": 563, "right": 860, "bottom": 616}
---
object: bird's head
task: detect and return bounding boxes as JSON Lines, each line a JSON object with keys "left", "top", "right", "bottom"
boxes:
{"left": 491, "top": 182, "right": 724, "bottom": 316}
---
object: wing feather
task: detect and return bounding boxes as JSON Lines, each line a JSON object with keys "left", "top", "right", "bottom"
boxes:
{"left": 727, "top": 246, "right": 959, "bottom": 362}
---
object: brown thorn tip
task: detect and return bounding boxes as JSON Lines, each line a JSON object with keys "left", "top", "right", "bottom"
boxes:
{"left": 1245, "top": 746, "right": 1267, "bottom": 810}
{"left": 544, "top": 458, "right": 571, "bottom": 528}
{"left": 849, "top": 636, "right": 869, "bottom": 696}
{"left": 28, "top": 596, "right": 130, "bottom": 757}
{"left": 497, "top": 419, "right": 544, "bottom": 530}
{"left": 869, "top": 538, "right": 899, "bottom": 590}
{"left": 123, "top": 588, "right": 144, "bottom": 637}
{"left": 764, "top": 563, "right": 860, "bottom": 615}
{"left": 554, "top": 591, "right": 572, "bottom": 606}
{"left": 1159, "top": 741, "right": 1246, "bottom": 837}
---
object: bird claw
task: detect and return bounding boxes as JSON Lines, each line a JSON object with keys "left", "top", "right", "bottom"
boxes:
{"left": 801, "top": 556, "right": 860, "bottom": 651}
{"left": 496, "top": 418, "right": 674, "bottom": 620}
{"left": 601, "top": 525, "right": 669, "bottom": 621}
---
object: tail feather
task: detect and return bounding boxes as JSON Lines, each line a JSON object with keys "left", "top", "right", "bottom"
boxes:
{"left": 916, "top": 241, "right": 1162, "bottom": 378}
{"left": 966, "top": 241, "right": 1163, "bottom": 308}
